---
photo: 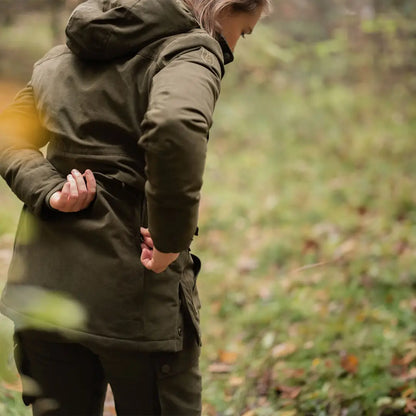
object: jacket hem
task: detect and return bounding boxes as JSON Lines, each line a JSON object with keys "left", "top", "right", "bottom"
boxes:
{"left": 0, "top": 300, "right": 183, "bottom": 353}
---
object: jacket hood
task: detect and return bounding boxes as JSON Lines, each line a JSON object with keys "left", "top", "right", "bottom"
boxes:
{"left": 66, "top": 0, "right": 204, "bottom": 62}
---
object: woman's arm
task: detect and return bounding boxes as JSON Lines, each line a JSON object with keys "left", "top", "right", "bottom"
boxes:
{"left": 0, "top": 84, "right": 95, "bottom": 215}
{"left": 139, "top": 46, "right": 222, "bottom": 255}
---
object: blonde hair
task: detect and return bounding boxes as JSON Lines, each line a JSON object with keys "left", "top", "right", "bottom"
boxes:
{"left": 183, "top": 0, "right": 272, "bottom": 37}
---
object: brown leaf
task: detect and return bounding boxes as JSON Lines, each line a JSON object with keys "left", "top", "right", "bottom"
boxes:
{"left": 335, "top": 239, "right": 356, "bottom": 258}
{"left": 208, "top": 362, "right": 233, "bottom": 374}
{"left": 340, "top": 354, "right": 359, "bottom": 374}
{"left": 389, "top": 354, "right": 407, "bottom": 377}
{"left": 272, "top": 342, "right": 297, "bottom": 359}
{"left": 403, "top": 351, "right": 416, "bottom": 366}
{"left": 275, "top": 384, "right": 302, "bottom": 399}
{"left": 302, "top": 239, "right": 320, "bottom": 254}
{"left": 405, "top": 398, "right": 416, "bottom": 413}
{"left": 400, "top": 367, "right": 416, "bottom": 381}
{"left": 218, "top": 350, "right": 238, "bottom": 365}
{"left": 357, "top": 205, "right": 368, "bottom": 216}
{"left": 402, "top": 387, "right": 415, "bottom": 398}
{"left": 229, "top": 376, "right": 244, "bottom": 387}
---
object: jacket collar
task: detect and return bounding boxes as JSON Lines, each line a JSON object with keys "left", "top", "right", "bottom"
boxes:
{"left": 218, "top": 35, "right": 234, "bottom": 65}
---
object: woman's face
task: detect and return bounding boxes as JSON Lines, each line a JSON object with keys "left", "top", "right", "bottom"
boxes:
{"left": 217, "top": 6, "right": 263, "bottom": 52}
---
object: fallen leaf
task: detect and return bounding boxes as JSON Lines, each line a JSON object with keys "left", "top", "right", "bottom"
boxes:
{"left": 403, "top": 351, "right": 416, "bottom": 366}
{"left": 400, "top": 367, "right": 416, "bottom": 381}
{"left": 405, "top": 398, "right": 416, "bottom": 413}
{"left": 208, "top": 362, "right": 233, "bottom": 374}
{"left": 218, "top": 350, "right": 238, "bottom": 365}
{"left": 302, "top": 239, "right": 320, "bottom": 254}
{"left": 335, "top": 239, "right": 356, "bottom": 259}
{"left": 229, "top": 376, "right": 244, "bottom": 387}
{"left": 272, "top": 342, "right": 297, "bottom": 359}
{"left": 402, "top": 387, "right": 415, "bottom": 398}
{"left": 340, "top": 354, "right": 359, "bottom": 374}
{"left": 275, "top": 384, "right": 302, "bottom": 399}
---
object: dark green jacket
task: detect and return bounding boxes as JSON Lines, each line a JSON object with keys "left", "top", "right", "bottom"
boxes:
{"left": 0, "top": 0, "right": 232, "bottom": 351}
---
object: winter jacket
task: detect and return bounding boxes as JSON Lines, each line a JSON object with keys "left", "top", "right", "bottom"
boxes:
{"left": 0, "top": 0, "right": 233, "bottom": 351}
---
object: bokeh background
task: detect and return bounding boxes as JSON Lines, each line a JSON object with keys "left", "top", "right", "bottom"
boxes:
{"left": 1, "top": 1, "right": 416, "bottom": 415}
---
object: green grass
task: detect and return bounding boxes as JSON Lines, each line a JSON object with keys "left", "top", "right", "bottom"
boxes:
{"left": 193, "top": 71, "right": 416, "bottom": 415}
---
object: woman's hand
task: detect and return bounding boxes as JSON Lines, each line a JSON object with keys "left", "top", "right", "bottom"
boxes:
{"left": 140, "top": 227, "right": 179, "bottom": 273}
{"left": 49, "top": 169, "right": 96, "bottom": 212}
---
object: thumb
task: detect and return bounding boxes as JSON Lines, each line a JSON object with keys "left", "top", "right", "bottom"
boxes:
{"left": 49, "top": 191, "right": 62, "bottom": 208}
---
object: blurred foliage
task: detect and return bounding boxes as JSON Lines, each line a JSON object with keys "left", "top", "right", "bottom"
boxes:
{"left": 238, "top": 0, "right": 416, "bottom": 91}
{"left": 197, "top": 71, "right": 415, "bottom": 414}
{"left": 1, "top": 0, "right": 416, "bottom": 415}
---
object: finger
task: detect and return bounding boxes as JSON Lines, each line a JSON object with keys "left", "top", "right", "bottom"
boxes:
{"left": 140, "top": 243, "right": 152, "bottom": 251}
{"left": 70, "top": 170, "right": 87, "bottom": 211}
{"left": 67, "top": 174, "right": 78, "bottom": 198}
{"left": 66, "top": 174, "right": 79, "bottom": 210}
{"left": 142, "top": 235, "right": 154, "bottom": 249}
{"left": 72, "top": 169, "right": 88, "bottom": 200}
{"left": 84, "top": 169, "right": 97, "bottom": 204}
{"left": 140, "top": 245, "right": 152, "bottom": 258}
{"left": 140, "top": 227, "right": 151, "bottom": 237}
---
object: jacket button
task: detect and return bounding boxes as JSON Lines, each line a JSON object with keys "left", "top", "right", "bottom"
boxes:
{"left": 161, "top": 364, "right": 170, "bottom": 374}
{"left": 178, "top": 327, "right": 183, "bottom": 336}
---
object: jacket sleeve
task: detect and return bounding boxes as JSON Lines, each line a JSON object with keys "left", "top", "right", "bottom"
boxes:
{"left": 0, "top": 84, "right": 65, "bottom": 217}
{"left": 138, "top": 47, "right": 222, "bottom": 253}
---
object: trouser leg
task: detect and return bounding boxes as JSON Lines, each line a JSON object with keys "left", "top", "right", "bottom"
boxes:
{"left": 14, "top": 331, "right": 107, "bottom": 416}
{"left": 102, "top": 314, "right": 201, "bottom": 416}
{"left": 100, "top": 349, "right": 161, "bottom": 416}
{"left": 154, "top": 322, "right": 202, "bottom": 416}
{"left": 14, "top": 314, "right": 201, "bottom": 416}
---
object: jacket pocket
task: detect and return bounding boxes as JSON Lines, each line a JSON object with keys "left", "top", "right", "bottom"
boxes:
{"left": 142, "top": 264, "right": 182, "bottom": 343}
{"left": 179, "top": 252, "right": 202, "bottom": 346}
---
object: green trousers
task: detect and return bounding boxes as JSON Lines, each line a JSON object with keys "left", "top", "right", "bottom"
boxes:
{"left": 14, "top": 316, "right": 201, "bottom": 416}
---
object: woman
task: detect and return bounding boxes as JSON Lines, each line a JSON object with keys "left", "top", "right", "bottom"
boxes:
{"left": 0, "top": 0, "right": 270, "bottom": 414}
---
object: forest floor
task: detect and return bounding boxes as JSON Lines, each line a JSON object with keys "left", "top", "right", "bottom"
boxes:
{"left": 1, "top": 69, "right": 416, "bottom": 415}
